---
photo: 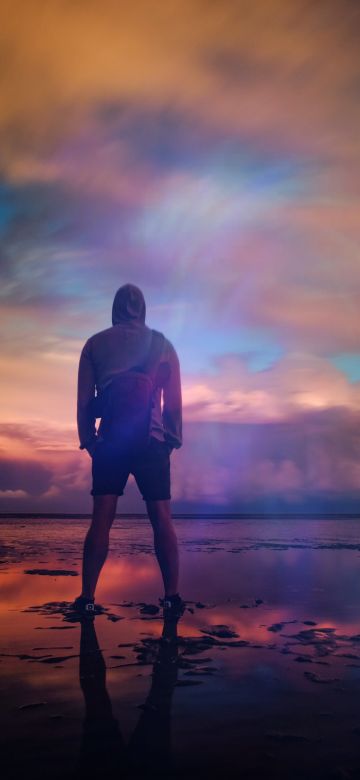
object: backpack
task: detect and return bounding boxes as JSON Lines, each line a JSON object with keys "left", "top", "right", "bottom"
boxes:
{"left": 91, "top": 329, "right": 165, "bottom": 455}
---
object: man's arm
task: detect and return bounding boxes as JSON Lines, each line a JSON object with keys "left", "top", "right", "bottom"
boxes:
{"left": 77, "top": 339, "right": 97, "bottom": 455}
{"left": 162, "top": 341, "right": 182, "bottom": 450}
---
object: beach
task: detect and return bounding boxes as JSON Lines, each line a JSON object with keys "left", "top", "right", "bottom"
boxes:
{"left": 1, "top": 515, "right": 360, "bottom": 779}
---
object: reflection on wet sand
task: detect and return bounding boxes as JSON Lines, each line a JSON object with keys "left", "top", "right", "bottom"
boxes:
{"left": 76, "top": 618, "right": 178, "bottom": 779}
{"left": 2, "top": 517, "right": 360, "bottom": 778}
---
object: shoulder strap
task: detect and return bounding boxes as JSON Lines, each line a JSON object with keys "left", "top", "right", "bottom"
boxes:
{"left": 134, "top": 329, "right": 165, "bottom": 380}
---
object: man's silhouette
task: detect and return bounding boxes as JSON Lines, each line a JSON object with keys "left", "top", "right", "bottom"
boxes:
{"left": 74, "top": 284, "right": 183, "bottom": 620}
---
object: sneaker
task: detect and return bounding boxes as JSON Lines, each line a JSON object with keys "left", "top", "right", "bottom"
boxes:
{"left": 70, "top": 595, "right": 96, "bottom": 618}
{"left": 160, "top": 593, "right": 185, "bottom": 622}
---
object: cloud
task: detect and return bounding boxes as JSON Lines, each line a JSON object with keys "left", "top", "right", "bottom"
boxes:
{"left": 2, "top": 153, "right": 358, "bottom": 360}
{"left": 0, "top": 410, "right": 360, "bottom": 513}
{"left": 182, "top": 352, "right": 360, "bottom": 422}
{"left": 1, "top": 0, "right": 359, "bottom": 159}
{"left": 1, "top": 0, "right": 359, "bottom": 357}
{"left": 1, "top": 0, "right": 359, "bottom": 513}
{"left": 171, "top": 408, "right": 360, "bottom": 510}
{"left": 0, "top": 456, "right": 52, "bottom": 496}
{"left": 0, "top": 489, "right": 29, "bottom": 499}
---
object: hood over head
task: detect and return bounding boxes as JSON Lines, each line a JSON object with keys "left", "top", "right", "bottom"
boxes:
{"left": 112, "top": 284, "right": 146, "bottom": 325}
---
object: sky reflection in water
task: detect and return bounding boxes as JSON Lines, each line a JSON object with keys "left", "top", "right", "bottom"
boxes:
{"left": 1, "top": 517, "right": 360, "bottom": 778}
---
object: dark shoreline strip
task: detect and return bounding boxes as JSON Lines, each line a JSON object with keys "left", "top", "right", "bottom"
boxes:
{"left": 1, "top": 513, "right": 360, "bottom": 520}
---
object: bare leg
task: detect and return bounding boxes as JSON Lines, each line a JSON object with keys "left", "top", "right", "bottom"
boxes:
{"left": 146, "top": 499, "right": 179, "bottom": 597}
{"left": 81, "top": 494, "right": 118, "bottom": 599}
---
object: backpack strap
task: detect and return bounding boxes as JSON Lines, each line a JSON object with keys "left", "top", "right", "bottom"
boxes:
{"left": 134, "top": 329, "right": 165, "bottom": 382}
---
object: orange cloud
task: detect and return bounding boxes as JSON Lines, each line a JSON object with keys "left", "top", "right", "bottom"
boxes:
{"left": 1, "top": 0, "right": 359, "bottom": 168}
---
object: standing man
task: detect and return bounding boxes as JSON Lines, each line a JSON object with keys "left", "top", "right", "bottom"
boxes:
{"left": 73, "top": 284, "right": 184, "bottom": 621}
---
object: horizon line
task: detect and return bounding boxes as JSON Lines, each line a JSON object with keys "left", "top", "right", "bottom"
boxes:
{"left": 0, "top": 512, "right": 360, "bottom": 520}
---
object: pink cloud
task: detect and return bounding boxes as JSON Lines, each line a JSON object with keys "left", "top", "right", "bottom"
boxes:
{"left": 0, "top": 409, "right": 359, "bottom": 513}
{"left": 182, "top": 352, "right": 360, "bottom": 423}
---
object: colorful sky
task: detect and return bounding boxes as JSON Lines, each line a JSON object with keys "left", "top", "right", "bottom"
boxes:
{"left": 1, "top": 0, "right": 360, "bottom": 514}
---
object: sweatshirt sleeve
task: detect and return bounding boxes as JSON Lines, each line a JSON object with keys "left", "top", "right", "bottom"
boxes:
{"left": 162, "top": 340, "right": 182, "bottom": 449}
{"left": 77, "top": 339, "right": 97, "bottom": 451}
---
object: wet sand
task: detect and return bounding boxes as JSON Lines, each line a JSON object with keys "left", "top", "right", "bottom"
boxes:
{"left": 1, "top": 516, "right": 360, "bottom": 779}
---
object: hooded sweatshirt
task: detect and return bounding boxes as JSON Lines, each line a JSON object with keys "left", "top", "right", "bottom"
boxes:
{"left": 77, "top": 284, "right": 182, "bottom": 452}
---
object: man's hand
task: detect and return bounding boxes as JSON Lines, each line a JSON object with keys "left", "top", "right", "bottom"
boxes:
{"left": 84, "top": 440, "right": 97, "bottom": 458}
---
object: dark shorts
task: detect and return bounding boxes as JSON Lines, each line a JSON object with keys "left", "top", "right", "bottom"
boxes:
{"left": 91, "top": 436, "right": 171, "bottom": 500}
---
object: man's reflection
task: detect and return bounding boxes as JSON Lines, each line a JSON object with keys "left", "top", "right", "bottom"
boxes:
{"left": 75, "top": 618, "right": 178, "bottom": 778}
